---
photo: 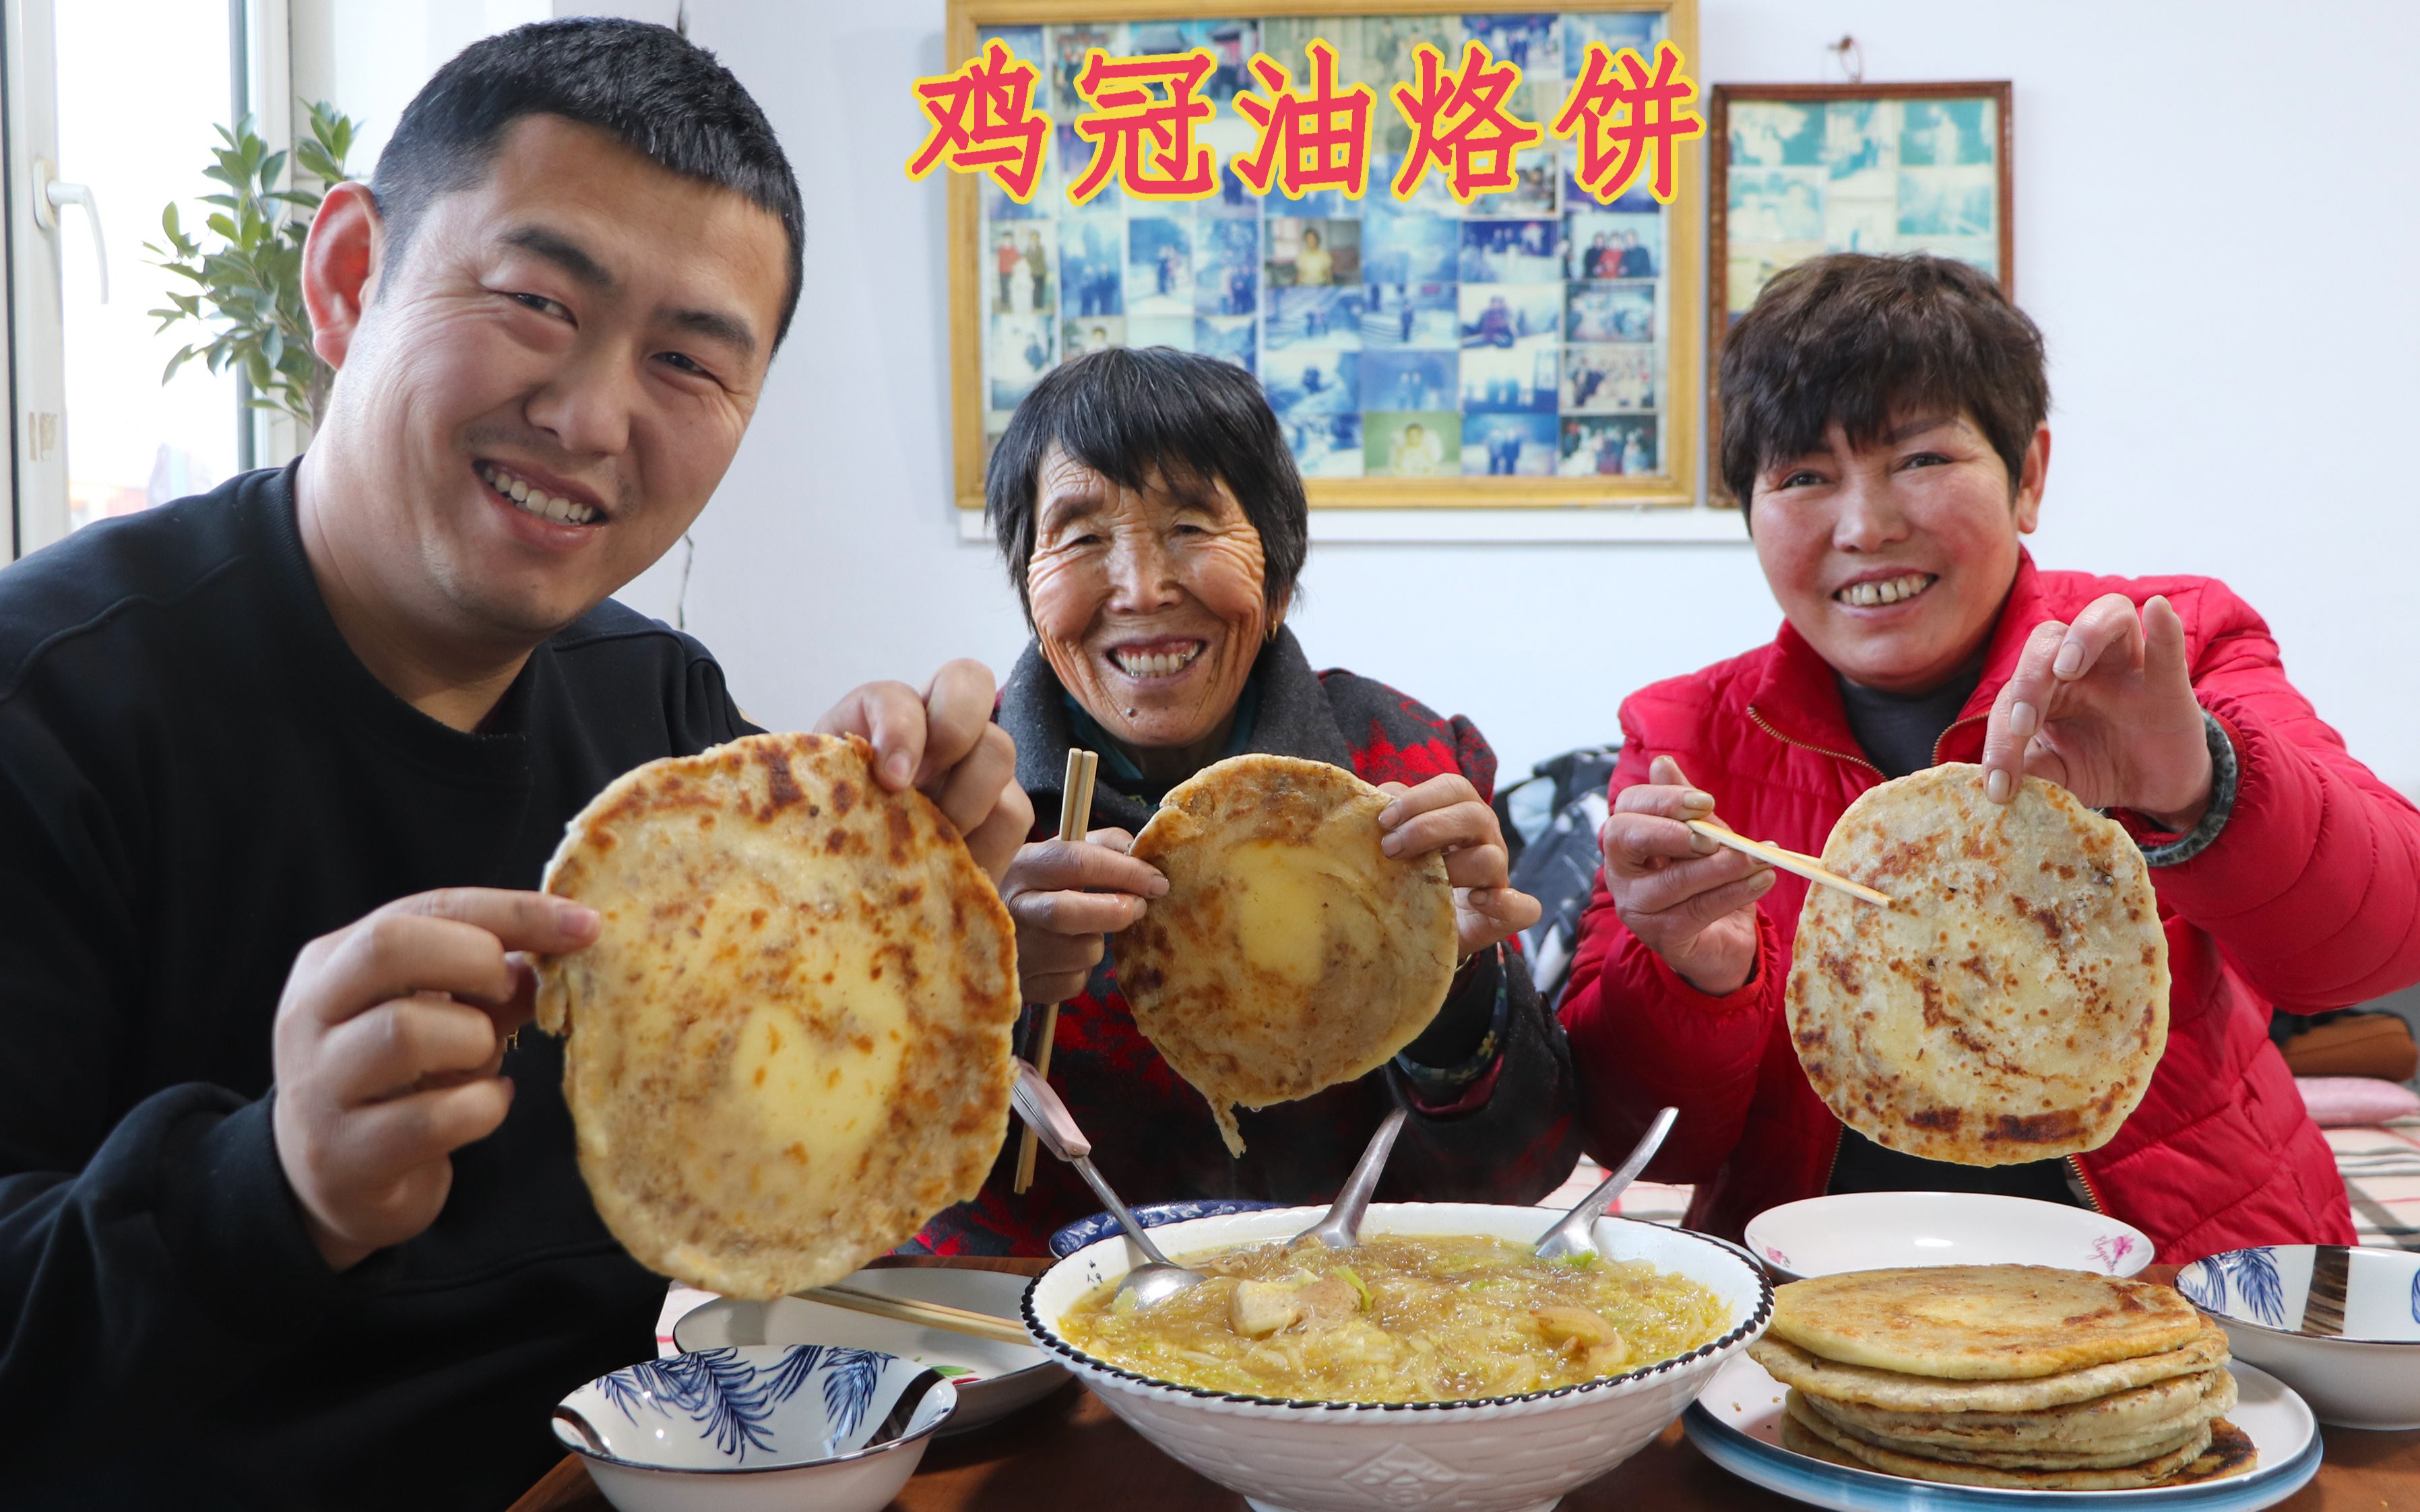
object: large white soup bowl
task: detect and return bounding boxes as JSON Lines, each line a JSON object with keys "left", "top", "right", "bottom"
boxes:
{"left": 1021, "top": 1202, "right": 1773, "bottom": 1512}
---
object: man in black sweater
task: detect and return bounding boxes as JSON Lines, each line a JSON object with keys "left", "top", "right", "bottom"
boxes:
{"left": 0, "top": 21, "right": 1029, "bottom": 1509}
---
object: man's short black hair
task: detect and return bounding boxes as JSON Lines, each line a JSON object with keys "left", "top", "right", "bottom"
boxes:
{"left": 370, "top": 17, "right": 804, "bottom": 347}
{"left": 985, "top": 347, "right": 1309, "bottom": 622}
{"left": 1719, "top": 253, "right": 2047, "bottom": 517}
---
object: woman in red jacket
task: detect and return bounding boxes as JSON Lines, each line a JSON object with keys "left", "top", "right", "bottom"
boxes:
{"left": 1560, "top": 253, "right": 2420, "bottom": 1262}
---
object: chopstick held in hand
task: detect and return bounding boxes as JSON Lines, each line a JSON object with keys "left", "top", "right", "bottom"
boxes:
{"left": 1014, "top": 748, "right": 1099, "bottom": 1193}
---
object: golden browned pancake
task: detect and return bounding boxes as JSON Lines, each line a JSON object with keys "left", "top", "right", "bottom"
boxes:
{"left": 1787, "top": 765, "right": 2168, "bottom": 1164}
{"left": 1791, "top": 1390, "right": 2212, "bottom": 1470}
{"left": 2158, "top": 1418, "right": 2260, "bottom": 1485}
{"left": 1120, "top": 754, "right": 1455, "bottom": 1154}
{"left": 533, "top": 733, "right": 1019, "bottom": 1299}
{"left": 1768, "top": 1267, "right": 2206, "bottom": 1379}
{"left": 1749, "top": 1319, "right": 2231, "bottom": 1410}
{"left": 1785, "top": 1393, "right": 2213, "bottom": 1489}
{"left": 1808, "top": 1365, "right": 2233, "bottom": 1449}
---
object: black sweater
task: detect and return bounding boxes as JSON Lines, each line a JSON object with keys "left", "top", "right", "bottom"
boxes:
{"left": 0, "top": 465, "right": 748, "bottom": 1508}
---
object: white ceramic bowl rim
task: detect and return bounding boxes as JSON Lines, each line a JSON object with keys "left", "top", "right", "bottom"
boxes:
{"left": 553, "top": 1348, "right": 958, "bottom": 1476}
{"left": 1018, "top": 1214, "right": 1774, "bottom": 1414}
{"left": 2179, "top": 1245, "right": 2420, "bottom": 1347}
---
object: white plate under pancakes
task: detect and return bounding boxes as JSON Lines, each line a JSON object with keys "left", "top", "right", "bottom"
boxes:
{"left": 1684, "top": 1355, "right": 2318, "bottom": 1512}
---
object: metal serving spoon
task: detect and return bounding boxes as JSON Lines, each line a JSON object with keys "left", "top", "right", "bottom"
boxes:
{"left": 1292, "top": 1106, "right": 1408, "bottom": 1251}
{"left": 1532, "top": 1105, "right": 1680, "bottom": 1263}
{"left": 1011, "top": 1059, "right": 1208, "bottom": 1307}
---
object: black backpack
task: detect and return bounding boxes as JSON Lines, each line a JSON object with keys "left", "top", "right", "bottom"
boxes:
{"left": 1493, "top": 744, "right": 1620, "bottom": 1009}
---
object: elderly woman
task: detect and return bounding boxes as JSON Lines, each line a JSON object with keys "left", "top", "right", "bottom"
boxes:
{"left": 918, "top": 347, "right": 1583, "bottom": 1255}
{"left": 1561, "top": 253, "right": 2420, "bottom": 1261}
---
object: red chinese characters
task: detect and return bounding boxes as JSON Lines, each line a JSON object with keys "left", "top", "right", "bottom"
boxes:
{"left": 1550, "top": 39, "right": 1704, "bottom": 205}
{"left": 904, "top": 39, "right": 1051, "bottom": 203}
{"left": 1389, "top": 41, "right": 1542, "bottom": 203}
{"left": 1066, "top": 48, "right": 1220, "bottom": 203}
{"left": 1232, "top": 40, "right": 1375, "bottom": 201}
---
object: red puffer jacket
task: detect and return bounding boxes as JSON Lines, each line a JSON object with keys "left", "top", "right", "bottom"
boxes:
{"left": 1561, "top": 554, "right": 2420, "bottom": 1262}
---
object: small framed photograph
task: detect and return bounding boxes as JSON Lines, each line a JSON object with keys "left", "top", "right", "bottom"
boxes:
{"left": 1709, "top": 80, "right": 2012, "bottom": 501}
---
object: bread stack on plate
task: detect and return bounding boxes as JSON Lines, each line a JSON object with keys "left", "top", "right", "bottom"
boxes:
{"left": 1750, "top": 1266, "right": 2257, "bottom": 1489}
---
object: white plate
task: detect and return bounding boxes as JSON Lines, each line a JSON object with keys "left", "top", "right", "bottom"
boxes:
{"left": 1684, "top": 1354, "right": 2319, "bottom": 1512}
{"left": 673, "top": 1268, "right": 1064, "bottom": 1436}
{"left": 1745, "top": 1193, "right": 2155, "bottom": 1282}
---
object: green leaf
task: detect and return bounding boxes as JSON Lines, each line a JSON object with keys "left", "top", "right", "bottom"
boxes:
{"left": 261, "top": 327, "right": 284, "bottom": 367}
{"left": 161, "top": 347, "right": 197, "bottom": 383}
{"left": 200, "top": 193, "right": 236, "bottom": 209}
{"left": 205, "top": 213, "right": 236, "bottom": 240}
{"left": 259, "top": 150, "right": 286, "bottom": 189}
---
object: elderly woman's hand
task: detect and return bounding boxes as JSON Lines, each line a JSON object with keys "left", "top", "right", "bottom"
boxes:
{"left": 1000, "top": 829, "right": 1168, "bottom": 1006}
{"left": 1376, "top": 776, "right": 1542, "bottom": 960}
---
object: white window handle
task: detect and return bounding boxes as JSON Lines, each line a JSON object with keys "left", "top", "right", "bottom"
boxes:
{"left": 32, "top": 158, "right": 107, "bottom": 304}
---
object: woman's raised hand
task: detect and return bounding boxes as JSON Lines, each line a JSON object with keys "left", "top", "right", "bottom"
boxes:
{"left": 1599, "top": 756, "right": 1771, "bottom": 996}
{"left": 1376, "top": 775, "right": 1542, "bottom": 960}
{"left": 1979, "top": 593, "right": 2214, "bottom": 830}
{"left": 999, "top": 828, "right": 1168, "bottom": 1006}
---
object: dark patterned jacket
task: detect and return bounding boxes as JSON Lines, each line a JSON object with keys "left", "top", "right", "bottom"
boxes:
{"left": 911, "top": 628, "right": 1584, "bottom": 1256}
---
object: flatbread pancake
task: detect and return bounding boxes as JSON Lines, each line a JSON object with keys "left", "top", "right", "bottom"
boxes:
{"left": 1791, "top": 1391, "right": 2211, "bottom": 1470}
{"left": 534, "top": 732, "right": 1019, "bottom": 1299}
{"left": 1748, "top": 1319, "right": 2230, "bottom": 1410}
{"left": 1810, "top": 1365, "right": 2233, "bottom": 1449}
{"left": 1767, "top": 1267, "right": 2206, "bottom": 1379}
{"left": 1787, "top": 764, "right": 2168, "bottom": 1164}
{"left": 1783, "top": 1396, "right": 2212, "bottom": 1489}
{"left": 1120, "top": 754, "right": 1456, "bottom": 1154}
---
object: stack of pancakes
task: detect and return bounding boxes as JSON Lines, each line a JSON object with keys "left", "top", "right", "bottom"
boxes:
{"left": 1750, "top": 1266, "right": 2258, "bottom": 1489}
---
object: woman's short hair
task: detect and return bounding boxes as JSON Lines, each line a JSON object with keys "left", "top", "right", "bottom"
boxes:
{"left": 1719, "top": 253, "right": 2047, "bottom": 515}
{"left": 985, "top": 347, "right": 1309, "bottom": 622}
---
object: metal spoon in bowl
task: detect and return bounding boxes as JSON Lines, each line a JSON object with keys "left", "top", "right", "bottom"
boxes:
{"left": 1532, "top": 1105, "right": 1680, "bottom": 1263}
{"left": 1292, "top": 1106, "right": 1408, "bottom": 1250}
{"left": 1011, "top": 1059, "right": 1208, "bottom": 1308}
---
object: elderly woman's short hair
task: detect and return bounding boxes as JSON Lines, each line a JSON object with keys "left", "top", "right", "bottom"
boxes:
{"left": 1718, "top": 252, "right": 2047, "bottom": 517}
{"left": 984, "top": 346, "right": 1310, "bottom": 622}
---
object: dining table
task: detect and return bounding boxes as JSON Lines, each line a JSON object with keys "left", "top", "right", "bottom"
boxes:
{"left": 507, "top": 1258, "right": 2420, "bottom": 1512}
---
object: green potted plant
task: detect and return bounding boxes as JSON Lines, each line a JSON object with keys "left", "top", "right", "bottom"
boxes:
{"left": 146, "top": 102, "right": 358, "bottom": 430}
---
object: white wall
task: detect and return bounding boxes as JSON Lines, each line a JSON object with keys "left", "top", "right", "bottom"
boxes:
{"left": 330, "top": 1, "right": 2420, "bottom": 792}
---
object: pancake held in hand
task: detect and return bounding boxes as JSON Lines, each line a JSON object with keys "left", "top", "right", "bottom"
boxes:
{"left": 1121, "top": 754, "right": 1456, "bottom": 1154}
{"left": 1787, "top": 764, "right": 2169, "bottom": 1164}
{"left": 1768, "top": 1266, "right": 2206, "bottom": 1379}
{"left": 1748, "top": 1320, "right": 2231, "bottom": 1411}
{"left": 533, "top": 733, "right": 1019, "bottom": 1299}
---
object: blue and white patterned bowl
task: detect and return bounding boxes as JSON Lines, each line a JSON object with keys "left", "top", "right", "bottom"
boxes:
{"left": 1048, "top": 1198, "right": 1280, "bottom": 1258}
{"left": 551, "top": 1345, "right": 957, "bottom": 1512}
{"left": 2175, "top": 1245, "right": 2420, "bottom": 1430}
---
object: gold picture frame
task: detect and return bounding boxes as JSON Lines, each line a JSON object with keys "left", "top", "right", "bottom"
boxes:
{"left": 940, "top": 0, "right": 1702, "bottom": 512}
{"left": 1707, "top": 80, "right": 2014, "bottom": 504}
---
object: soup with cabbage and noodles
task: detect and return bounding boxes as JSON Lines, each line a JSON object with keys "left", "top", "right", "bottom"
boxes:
{"left": 1056, "top": 1235, "right": 1730, "bottom": 1403}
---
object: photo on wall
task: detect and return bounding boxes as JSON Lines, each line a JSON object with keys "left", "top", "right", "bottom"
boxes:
{"left": 1707, "top": 79, "right": 2010, "bottom": 501}
{"left": 954, "top": 5, "right": 1703, "bottom": 508}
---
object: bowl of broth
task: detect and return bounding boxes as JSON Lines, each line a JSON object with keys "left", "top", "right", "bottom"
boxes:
{"left": 1021, "top": 1202, "right": 1772, "bottom": 1512}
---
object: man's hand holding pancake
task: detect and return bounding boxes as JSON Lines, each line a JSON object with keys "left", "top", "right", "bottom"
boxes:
{"left": 813, "top": 659, "right": 1033, "bottom": 884}
{"left": 272, "top": 888, "right": 602, "bottom": 1272}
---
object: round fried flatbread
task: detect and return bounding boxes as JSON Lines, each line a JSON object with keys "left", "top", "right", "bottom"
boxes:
{"left": 1120, "top": 754, "right": 1455, "bottom": 1155}
{"left": 1767, "top": 1267, "right": 2206, "bottom": 1379}
{"left": 533, "top": 733, "right": 1019, "bottom": 1299}
{"left": 1787, "top": 764, "right": 2168, "bottom": 1164}
{"left": 1808, "top": 1365, "right": 2233, "bottom": 1450}
{"left": 1791, "top": 1391, "right": 2211, "bottom": 1470}
{"left": 1783, "top": 1395, "right": 2213, "bottom": 1489}
{"left": 1748, "top": 1320, "right": 2230, "bottom": 1411}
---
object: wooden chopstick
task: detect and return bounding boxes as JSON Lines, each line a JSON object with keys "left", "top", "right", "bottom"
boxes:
{"left": 805, "top": 1284, "right": 1033, "bottom": 1348}
{"left": 1686, "top": 819, "right": 1894, "bottom": 907}
{"left": 1014, "top": 748, "right": 1099, "bottom": 1194}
